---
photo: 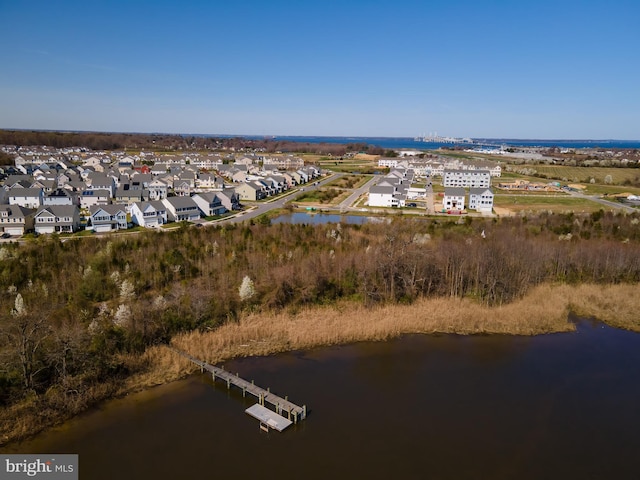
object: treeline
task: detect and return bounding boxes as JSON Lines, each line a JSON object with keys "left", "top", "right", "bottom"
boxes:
{"left": 0, "top": 130, "right": 384, "bottom": 156}
{"left": 0, "top": 211, "right": 639, "bottom": 427}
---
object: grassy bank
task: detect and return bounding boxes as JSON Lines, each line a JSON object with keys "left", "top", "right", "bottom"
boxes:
{"left": 2, "top": 282, "right": 638, "bottom": 447}
{"left": 140, "top": 283, "right": 640, "bottom": 384}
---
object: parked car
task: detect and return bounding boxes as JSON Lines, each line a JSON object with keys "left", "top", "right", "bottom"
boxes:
{"left": 1, "top": 232, "right": 10, "bottom": 239}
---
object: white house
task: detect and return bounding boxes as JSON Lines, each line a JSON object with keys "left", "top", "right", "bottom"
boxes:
{"left": 8, "top": 187, "right": 43, "bottom": 209}
{"left": 43, "top": 188, "right": 77, "bottom": 206}
{"left": 130, "top": 201, "right": 168, "bottom": 228}
{"left": 443, "top": 187, "right": 466, "bottom": 211}
{"left": 368, "top": 185, "right": 401, "bottom": 207}
{"left": 378, "top": 158, "right": 400, "bottom": 168}
{"left": 468, "top": 188, "right": 494, "bottom": 213}
{"left": 148, "top": 179, "right": 169, "bottom": 200}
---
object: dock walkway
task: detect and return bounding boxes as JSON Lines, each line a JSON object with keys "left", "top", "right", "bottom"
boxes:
{"left": 171, "top": 348, "right": 307, "bottom": 425}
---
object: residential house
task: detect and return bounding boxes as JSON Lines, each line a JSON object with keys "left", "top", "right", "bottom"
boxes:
{"left": 192, "top": 192, "right": 226, "bottom": 217}
{"left": 86, "top": 173, "right": 116, "bottom": 197}
{"left": 148, "top": 179, "right": 169, "bottom": 200}
{"left": 80, "top": 189, "right": 111, "bottom": 209}
{"left": 8, "top": 187, "right": 43, "bottom": 209}
{"left": 231, "top": 169, "right": 249, "bottom": 183}
{"left": 0, "top": 205, "right": 35, "bottom": 236}
{"left": 173, "top": 179, "right": 193, "bottom": 196}
{"left": 368, "top": 185, "right": 403, "bottom": 208}
{"left": 115, "top": 186, "right": 146, "bottom": 209}
{"left": 235, "top": 181, "right": 266, "bottom": 201}
{"left": 378, "top": 158, "right": 400, "bottom": 168}
{"left": 217, "top": 188, "right": 241, "bottom": 211}
{"left": 130, "top": 173, "right": 153, "bottom": 190}
{"left": 468, "top": 188, "right": 494, "bottom": 213}
{"left": 30, "top": 179, "right": 56, "bottom": 193}
{"left": 443, "top": 187, "right": 466, "bottom": 211}
{"left": 34, "top": 205, "right": 81, "bottom": 234}
{"left": 443, "top": 169, "right": 491, "bottom": 189}
{"left": 161, "top": 196, "right": 201, "bottom": 222}
{"left": 130, "top": 201, "right": 168, "bottom": 228}
{"left": 196, "top": 173, "right": 225, "bottom": 191}
{"left": 87, "top": 205, "right": 128, "bottom": 233}
{"left": 43, "top": 188, "right": 77, "bottom": 206}
{"left": 150, "top": 164, "right": 169, "bottom": 176}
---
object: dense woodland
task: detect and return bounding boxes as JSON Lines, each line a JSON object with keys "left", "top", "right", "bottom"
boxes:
{"left": 0, "top": 130, "right": 384, "bottom": 156}
{"left": 0, "top": 211, "right": 639, "bottom": 418}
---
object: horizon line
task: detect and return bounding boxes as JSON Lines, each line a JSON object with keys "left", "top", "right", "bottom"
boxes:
{"left": 1, "top": 127, "right": 639, "bottom": 143}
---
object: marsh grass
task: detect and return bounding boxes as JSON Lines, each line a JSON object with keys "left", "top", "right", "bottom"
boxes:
{"left": 163, "top": 283, "right": 639, "bottom": 370}
{"left": 4, "top": 283, "right": 638, "bottom": 447}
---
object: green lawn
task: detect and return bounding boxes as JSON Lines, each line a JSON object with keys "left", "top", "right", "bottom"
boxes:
{"left": 494, "top": 194, "right": 605, "bottom": 213}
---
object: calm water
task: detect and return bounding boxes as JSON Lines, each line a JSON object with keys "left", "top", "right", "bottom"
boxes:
{"left": 6, "top": 318, "right": 640, "bottom": 480}
{"left": 230, "top": 135, "right": 640, "bottom": 150}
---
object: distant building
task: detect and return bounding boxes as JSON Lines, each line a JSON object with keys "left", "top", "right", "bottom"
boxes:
{"left": 443, "top": 170, "right": 491, "bottom": 189}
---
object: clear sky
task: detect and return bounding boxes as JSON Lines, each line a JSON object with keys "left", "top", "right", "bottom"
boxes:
{"left": 1, "top": 0, "right": 639, "bottom": 139}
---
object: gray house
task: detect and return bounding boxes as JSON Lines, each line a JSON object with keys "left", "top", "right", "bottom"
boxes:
{"left": 192, "top": 192, "right": 226, "bottom": 217}
{"left": 0, "top": 205, "right": 35, "bottom": 236}
{"left": 34, "top": 205, "right": 81, "bottom": 234}
{"left": 161, "top": 196, "right": 201, "bottom": 222}
{"left": 88, "top": 205, "right": 128, "bottom": 233}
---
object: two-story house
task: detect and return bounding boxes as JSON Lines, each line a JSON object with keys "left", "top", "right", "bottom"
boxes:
{"left": 88, "top": 205, "right": 128, "bottom": 233}
{"left": 0, "top": 205, "right": 35, "bottom": 236}
{"left": 34, "top": 205, "right": 81, "bottom": 234}
{"left": 161, "top": 196, "right": 201, "bottom": 222}
{"left": 130, "top": 201, "right": 168, "bottom": 228}
{"left": 192, "top": 192, "right": 226, "bottom": 217}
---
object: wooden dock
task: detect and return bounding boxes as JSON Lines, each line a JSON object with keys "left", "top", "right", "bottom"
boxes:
{"left": 171, "top": 348, "right": 307, "bottom": 427}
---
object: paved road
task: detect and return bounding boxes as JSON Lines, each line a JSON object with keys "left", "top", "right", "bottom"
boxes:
{"left": 564, "top": 190, "right": 637, "bottom": 213}
{"left": 337, "top": 175, "right": 379, "bottom": 211}
{"left": 220, "top": 173, "right": 344, "bottom": 225}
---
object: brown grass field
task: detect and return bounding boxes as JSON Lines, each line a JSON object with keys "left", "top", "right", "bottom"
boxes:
{"left": 136, "top": 283, "right": 640, "bottom": 387}
{"left": 532, "top": 166, "right": 640, "bottom": 185}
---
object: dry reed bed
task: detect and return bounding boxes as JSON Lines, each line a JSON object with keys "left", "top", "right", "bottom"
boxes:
{"left": 158, "top": 283, "right": 639, "bottom": 376}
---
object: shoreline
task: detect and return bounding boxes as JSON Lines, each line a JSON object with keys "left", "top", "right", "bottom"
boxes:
{"left": 2, "top": 282, "right": 639, "bottom": 448}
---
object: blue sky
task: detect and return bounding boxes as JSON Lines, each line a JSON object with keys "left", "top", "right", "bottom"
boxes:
{"left": 1, "top": 0, "right": 639, "bottom": 139}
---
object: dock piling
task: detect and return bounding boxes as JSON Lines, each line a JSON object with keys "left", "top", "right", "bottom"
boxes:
{"left": 170, "top": 347, "right": 307, "bottom": 429}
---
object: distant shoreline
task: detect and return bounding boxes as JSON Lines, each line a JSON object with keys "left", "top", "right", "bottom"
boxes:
{"left": 2, "top": 128, "right": 640, "bottom": 151}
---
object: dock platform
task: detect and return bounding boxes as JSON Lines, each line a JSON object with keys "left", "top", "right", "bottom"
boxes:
{"left": 171, "top": 348, "right": 307, "bottom": 430}
{"left": 245, "top": 404, "right": 292, "bottom": 432}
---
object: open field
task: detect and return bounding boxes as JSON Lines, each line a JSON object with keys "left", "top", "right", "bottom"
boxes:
{"left": 581, "top": 184, "right": 640, "bottom": 196}
{"left": 523, "top": 166, "right": 640, "bottom": 185}
{"left": 293, "top": 188, "right": 349, "bottom": 205}
{"left": 325, "top": 174, "right": 372, "bottom": 189}
{"left": 494, "top": 194, "right": 605, "bottom": 213}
